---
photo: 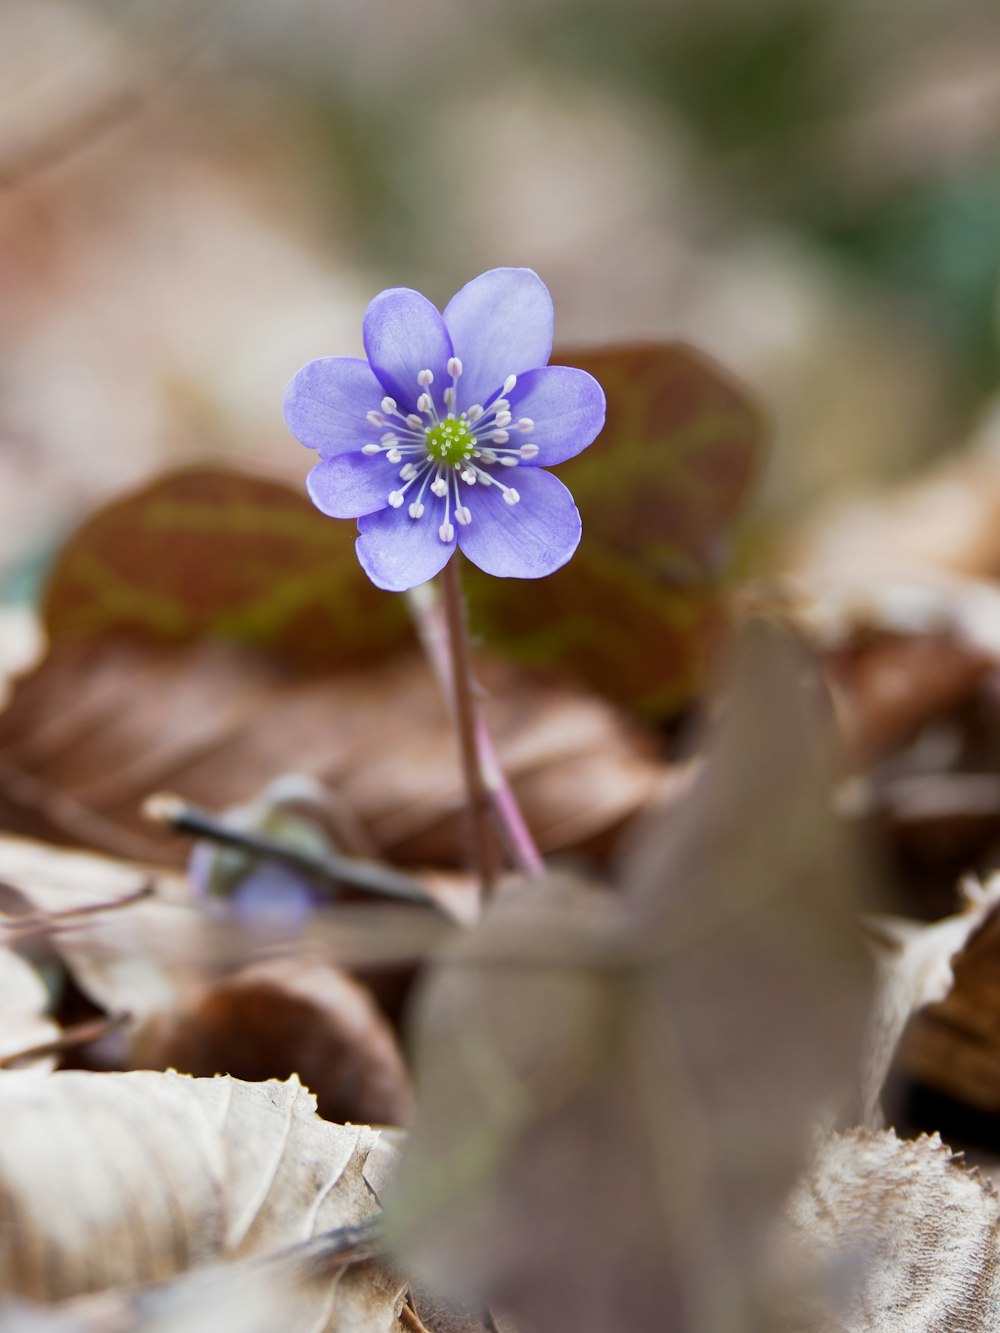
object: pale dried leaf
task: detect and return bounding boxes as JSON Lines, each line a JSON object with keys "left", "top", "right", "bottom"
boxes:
{"left": 770, "top": 1129, "right": 1000, "bottom": 1332}
{"left": 0, "top": 948, "right": 59, "bottom": 1070}
{"left": 0, "top": 1069, "right": 405, "bottom": 1329}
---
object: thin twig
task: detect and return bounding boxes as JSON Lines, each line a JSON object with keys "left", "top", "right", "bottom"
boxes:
{"left": 439, "top": 559, "right": 499, "bottom": 899}
{"left": 408, "top": 580, "right": 545, "bottom": 880}
{"left": 0, "top": 1013, "right": 130, "bottom": 1068}
{"left": 1, "top": 882, "right": 154, "bottom": 943}
{"left": 143, "top": 793, "right": 447, "bottom": 913}
{"left": 399, "top": 1298, "right": 433, "bottom": 1333}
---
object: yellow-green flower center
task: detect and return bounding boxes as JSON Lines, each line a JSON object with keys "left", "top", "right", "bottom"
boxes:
{"left": 424, "top": 417, "right": 474, "bottom": 464}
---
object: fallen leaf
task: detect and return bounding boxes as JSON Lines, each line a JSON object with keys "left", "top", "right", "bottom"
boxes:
{"left": 467, "top": 343, "right": 766, "bottom": 714}
{"left": 135, "top": 957, "right": 414, "bottom": 1127}
{"left": 0, "top": 948, "right": 59, "bottom": 1071}
{"left": 0, "top": 1068, "right": 405, "bottom": 1329}
{"left": 769, "top": 1129, "right": 1000, "bottom": 1332}
{"left": 0, "top": 640, "right": 660, "bottom": 869}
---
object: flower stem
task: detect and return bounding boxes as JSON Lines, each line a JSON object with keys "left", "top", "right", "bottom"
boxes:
{"left": 409, "top": 568, "right": 546, "bottom": 885}
{"left": 437, "top": 558, "right": 500, "bottom": 899}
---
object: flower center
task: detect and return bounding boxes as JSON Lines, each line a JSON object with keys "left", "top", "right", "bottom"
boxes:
{"left": 424, "top": 417, "right": 475, "bottom": 464}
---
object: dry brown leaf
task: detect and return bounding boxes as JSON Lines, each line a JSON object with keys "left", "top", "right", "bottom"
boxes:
{"left": 0, "top": 1068, "right": 405, "bottom": 1330}
{"left": 0, "top": 639, "right": 660, "bottom": 869}
{"left": 769, "top": 1128, "right": 1000, "bottom": 1331}
{"left": 391, "top": 623, "right": 871, "bottom": 1333}
{"left": 135, "top": 957, "right": 414, "bottom": 1127}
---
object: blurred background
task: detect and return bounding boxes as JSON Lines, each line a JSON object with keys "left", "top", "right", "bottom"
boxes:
{"left": 4, "top": 0, "right": 1000, "bottom": 602}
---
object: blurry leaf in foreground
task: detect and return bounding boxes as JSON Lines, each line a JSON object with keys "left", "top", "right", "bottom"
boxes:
{"left": 463, "top": 343, "right": 765, "bottom": 714}
{"left": 0, "top": 1069, "right": 403, "bottom": 1330}
{"left": 769, "top": 1128, "right": 1000, "bottom": 1331}
{"left": 0, "top": 640, "right": 659, "bottom": 868}
{"left": 0, "top": 948, "right": 60, "bottom": 1071}
{"left": 390, "top": 623, "right": 869, "bottom": 1333}
{"left": 135, "top": 957, "right": 414, "bottom": 1127}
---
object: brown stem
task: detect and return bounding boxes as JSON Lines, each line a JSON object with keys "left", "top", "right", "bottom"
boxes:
{"left": 440, "top": 557, "right": 499, "bottom": 899}
{"left": 0, "top": 1013, "right": 129, "bottom": 1068}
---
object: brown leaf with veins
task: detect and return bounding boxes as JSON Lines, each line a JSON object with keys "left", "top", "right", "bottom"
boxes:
{"left": 0, "top": 640, "right": 660, "bottom": 869}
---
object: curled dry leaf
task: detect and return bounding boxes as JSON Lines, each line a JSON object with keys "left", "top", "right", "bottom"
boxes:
{"left": 135, "top": 957, "right": 414, "bottom": 1127}
{"left": 892, "top": 871, "right": 1000, "bottom": 1115}
{"left": 0, "top": 639, "right": 660, "bottom": 870}
{"left": 858, "top": 875, "right": 1000, "bottom": 1127}
{"left": 391, "top": 624, "right": 870, "bottom": 1333}
{"left": 770, "top": 1128, "right": 1000, "bottom": 1332}
{"left": 0, "top": 1069, "right": 405, "bottom": 1329}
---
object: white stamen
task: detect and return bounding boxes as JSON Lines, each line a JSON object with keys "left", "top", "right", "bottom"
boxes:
{"left": 467, "top": 404, "right": 484, "bottom": 422}
{"left": 500, "top": 456, "right": 518, "bottom": 467}
{"left": 381, "top": 397, "right": 396, "bottom": 415}
{"left": 409, "top": 501, "right": 425, "bottom": 519}
{"left": 491, "top": 399, "right": 510, "bottom": 416}
{"left": 503, "top": 488, "right": 520, "bottom": 505}
{"left": 478, "top": 449, "right": 497, "bottom": 465}
{"left": 381, "top": 432, "right": 398, "bottom": 445}
{"left": 406, "top": 414, "right": 423, "bottom": 429}
{"left": 517, "top": 417, "right": 534, "bottom": 432}
{"left": 491, "top": 431, "right": 510, "bottom": 444}
{"left": 417, "top": 393, "right": 432, "bottom": 414}
{"left": 494, "top": 411, "right": 512, "bottom": 428}
{"left": 439, "top": 521, "right": 454, "bottom": 542}
{"left": 455, "top": 506, "right": 472, "bottom": 526}
{"left": 503, "top": 374, "right": 517, "bottom": 393}
{"left": 443, "top": 386, "right": 456, "bottom": 408}
{"left": 447, "top": 357, "right": 463, "bottom": 378}
{"left": 461, "top": 469, "right": 476, "bottom": 484}
{"left": 417, "top": 369, "right": 434, "bottom": 386}
{"left": 387, "top": 448, "right": 402, "bottom": 464}
{"left": 400, "top": 463, "right": 417, "bottom": 481}
{"left": 431, "top": 477, "right": 449, "bottom": 498}
{"left": 362, "top": 443, "right": 381, "bottom": 455}
{"left": 519, "top": 443, "right": 539, "bottom": 459}
{"left": 366, "top": 410, "right": 384, "bottom": 426}
{"left": 388, "top": 491, "right": 405, "bottom": 508}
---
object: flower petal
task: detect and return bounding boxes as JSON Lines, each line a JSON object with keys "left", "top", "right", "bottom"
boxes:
{"left": 284, "top": 357, "right": 384, "bottom": 458}
{"left": 306, "top": 454, "right": 400, "bottom": 519}
{"left": 457, "top": 466, "right": 581, "bottom": 579}
{"left": 443, "top": 268, "right": 554, "bottom": 411}
{"left": 356, "top": 504, "right": 455, "bottom": 592}
{"left": 363, "top": 288, "right": 453, "bottom": 413}
{"left": 507, "top": 366, "right": 606, "bottom": 466}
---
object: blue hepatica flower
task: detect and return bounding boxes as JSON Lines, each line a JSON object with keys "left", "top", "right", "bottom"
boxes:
{"left": 284, "top": 267, "right": 606, "bottom": 592}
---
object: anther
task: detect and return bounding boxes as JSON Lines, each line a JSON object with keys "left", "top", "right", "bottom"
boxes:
{"left": 494, "top": 411, "right": 512, "bottom": 428}
{"left": 467, "top": 405, "right": 484, "bottom": 422}
{"left": 406, "top": 414, "right": 423, "bottom": 429}
{"left": 519, "top": 444, "right": 539, "bottom": 459}
{"left": 500, "top": 456, "right": 518, "bottom": 467}
{"left": 455, "top": 506, "right": 472, "bottom": 526}
{"left": 443, "top": 387, "right": 456, "bottom": 408}
{"left": 366, "top": 411, "right": 384, "bottom": 426}
{"left": 491, "top": 431, "right": 510, "bottom": 444}
{"left": 439, "top": 521, "right": 455, "bottom": 542}
{"left": 517, "top": 418, "right": 534, "bottom": 432}
{"left": 400, "top": 463, "right": 418, "bottom": 481}
{"left": 503, "top": 488, "right": 520, "bottom": 505}
{"left": 431, "top": 477, "right": 449, "bottom": 498}
{"left": 362, "top": 443, "right": 381, "bottom": 455}
{"left": 417, "top": 369, "right": 434, "bottom": 386}
{"left": 478, "top": 449, "right": 497, "bottom": 465}
{"left": 447, "top": 357, "right": 463, "bottom": 377}
{"left": 381, "top": 432, "right": 398, "bottom": 445}
{"left": 381, "top": 397, "right": 397, "bottom": 414}
{"left": 491, "top": 399, "right": 510, "bottom": 415}
{"left": 417, "top": 393, "right": 432, "bottom": 414}
{"left": 503, "top": 374, "right": 517, "bottom": 393}
{"left": 461, "top": 469, "right": 476, "bottom": 484}
{"left": 409, "top": 501, "right": 425, "bottom": 519}
{"left": 387, "top": 448, "right": 403, "bottom": 464}
{"left": 388, "top": 491, "right": 404, "bottom": 508}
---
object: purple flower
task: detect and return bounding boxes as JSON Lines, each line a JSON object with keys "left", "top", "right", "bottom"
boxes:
{"left": 284, "top": 267, "right": 606, "bottom": 592}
